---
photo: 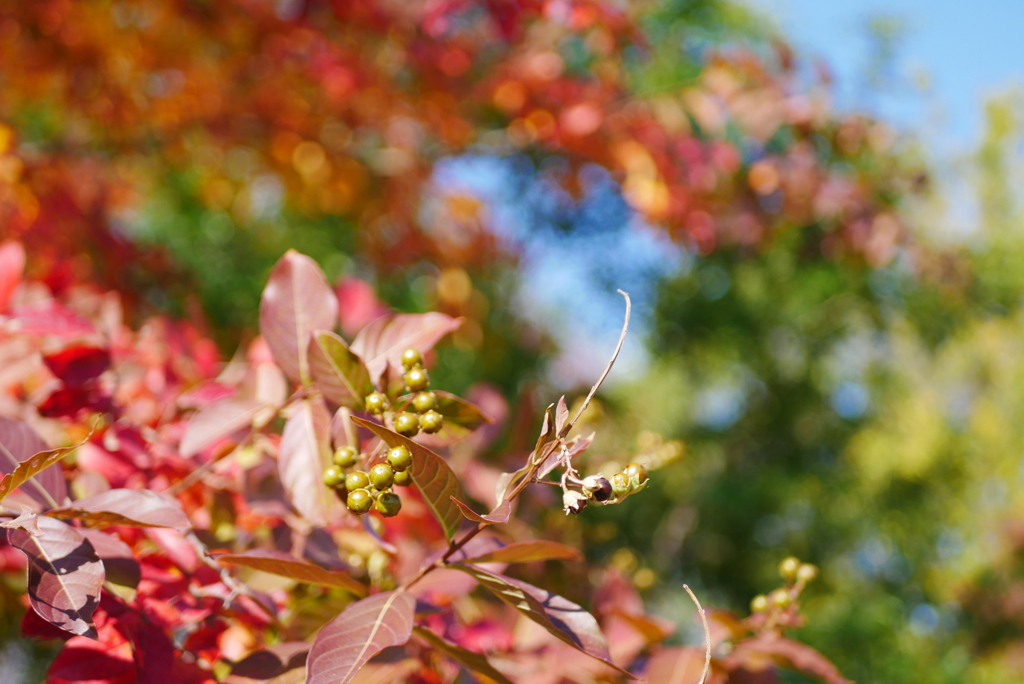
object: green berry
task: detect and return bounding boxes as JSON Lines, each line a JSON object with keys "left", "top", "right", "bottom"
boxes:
{"left": 369, "top": 463, "right": 395, "bottom": 490}
{"left": 365, "top": 391, "right": 388, "bottom": 414}
{"left": 412, "top": 391, "right": 437, "bottom": 413}
{"left": 420, "top": 409, "right": 443, "bottom": 434}
{"left": 401, "top": 348, "right": 422, "bottom": 370}
{"left": 624, "top": 463, "right": 648, "bottom": 486}
{"left": 375, "top": 491, "right": 402, "bottom": 517}
{"left": 387, "top": 445, "right": 413, "bottom": 471}
{"left": 403, "top": 367, "right": 429, "bottom": 392}
{"left": 779, "top": 556, "right": 800, "bottom": 582}
{"left": 323, "top": 465, "right": 344, "bottom": 488}
{"left": 611, "top": 472, "right": 632, "bottom": 497}
{"left": 345, "top": 470, "right": 370, "bottom": 491}
{"left": 333, "top": 446, "right": 357, "bottom": 468}
{"left": 770, "top": 588, "right": 790, "bottom": 608}
{"left": 750, "top": 595, "right": 769, "bottom": 613}
{"left": 347, "top": 488, "right": 373, "bottom": 514}
{"left": 394, "top": 412, "right": 420, "bottom": 437}
{"left": 393, "top": 469, "right": 411, "bottom": 486}
{"left": 797, "top": 563, "right": 818, "bottom": 583}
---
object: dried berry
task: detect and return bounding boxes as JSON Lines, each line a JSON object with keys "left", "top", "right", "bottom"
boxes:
{"left": 582, "top": 475, "right": 612, "bottom": 502}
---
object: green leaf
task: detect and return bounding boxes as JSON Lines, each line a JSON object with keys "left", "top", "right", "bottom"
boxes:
{"left": 308, "top": 330, "right": 373, "bottom": 409}
{"left": 218, "top": 549, "right": 367, "bottom": 596}
{"left": 413, "top": 626, "right": 514, "bottom": 684}
{"left": 351, "top": 416, "right": 464, "bottom": 540}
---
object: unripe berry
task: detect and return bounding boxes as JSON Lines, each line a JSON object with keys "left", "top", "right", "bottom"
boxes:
{"left": 394, "top": 412, "right": 420, "bottom": 436}
{"left": 404, "top": 367, "right": 429, "bottom": 392}
{"left": 769, "top": 588, "right": 791, "bottom": 608}
{"left": 375, "top": 491, "right": 402, "bottom": 517}
{"left": 333, "top": 446, "right": 357, "bottom": 468}
{"left": 420, "top": 410, "right": 443, "bottom": 434}
{"left": 393, "top": 469, "right": 411, "bottom": 486}
{"left": 624, "top": 463, "right": 648, "bottom": 486}
{"left": 779, "top": 556, "right": 800, "bottom": 582}
{"left": 347, "top": 488, "right": 372, "bottom": 514}
{"left": 412, "top": 391, "right": 437, "bottom": 413}
{"left": 369, "top": 463, "right": 395, "bottom": 490}
{"left": 387, "top": 445, "right": 413, "bottom": 471}
{"left": 611, "top": 472, "right": 632, "bottom": 497}
{"left": 401, "top": 348, "right": 422, "bottom": 370}
{"left": 345, "top": 470, "right": 370, "bottom": 491}
{"left": 797, "top": 563, "right": 818, "bottom": 583}
{"left": 323, "top": 466, "right": 344, "bottom": 488}
{"left": 750, "top": 595, "right": 769, "bottom": 613}
{"left": 365, "top": 392, "right": 388, "bottom": 414}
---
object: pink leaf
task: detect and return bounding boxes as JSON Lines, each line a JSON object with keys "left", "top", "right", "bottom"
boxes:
{"left": 279, "top": 398, "right": 339, "bottom": 527}
{"left": 643, "top": 647, "right": 709, "bottom": 684}
{"left": 728, "top": 635, "right": 853, "bottom": 684}
{"left": 0, "top": 417, "right": 79, "bottom": 506}
{"left": 350, "top": 313, "right": 462, "bottom": 386}
{"left": 306, "top": 590, "right": 415, "bottom": 684}
{"left": 308, "top": 330, "right": 373, "bottom": 408}
{"left": 77, "top": 528, "right": 140, "bottom": 592}
{"left": 457, "top": 539, "right": 582, "bottom": 564}
{"left": 218, "top": 549, "right": 366, "bottom": 596}
{"left": 49, "top": 489, "right": 191, "bottom": 530}
{"left": 259, "top": 250, "right": 338, "bottom": 384}
{"left": 450, "top": 497, "right": 512, "bottom": 525}
{"left": 8, "top": 515, "right": 104, "bottom": 638}
{"left": 179, "top": 397, "right": 265, "bottom": 457}
{"left": 0, "top": 240, "right": 25, "bottom": 311}
{"left": 413, "top": 626, "right": 514, "bottom": 684}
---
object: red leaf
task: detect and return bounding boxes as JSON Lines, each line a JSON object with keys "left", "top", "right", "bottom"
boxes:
{"left": 218, "top": 549, "right": 366, "bottom": 596}
{"left": 452, "top": 564, "right": 634, "bottom": 678}
{"left": 259, "top": 250, "right": 338, "bottom": 384}
{"left": 457, "top": 539, "right": 582, "bottom": 564}
{"left": 43, "top": 347, "right": 110, "bottom": 388}
{"left": 279, "top": 398, "right": 340, "bottom": 527}
{"left": 0, "top": 240, "right": 26, "bottom": 311}
{"left": 352, "top": 417, "right": 464, "bottom": 540}
{"left": 727, "top": 636, "right": 852, "bottom": 684}
{"left": 49, "top": 489, "right": 191, "bottom": 530}
{"left": 306, "top": 590, "right": 416, "bottom": 684}
{"left": 336, "top": 276, "right": 388, "bottom": 338}
{"left": 413, "top": 626, "right": 514, "bottom": 684}
{"left": 0, "top": 417, "right": 80, "bottom": 506}
{"left": 8, "top": 515, "right": 105, "bottom": 638}
{"left": 350, "top": 313, "right": 462, "bottom": 385}
{"left": 308, "top": 330, "right": 373, "bottom": 408}
{"left": 180, "top": 396, "right": 265, "bottom": 457}
{"left": 644, "top": 646, "right": 711, "bottom": 684}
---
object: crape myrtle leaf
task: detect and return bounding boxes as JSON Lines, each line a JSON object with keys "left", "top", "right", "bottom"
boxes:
{"left": 0, "top": 416, "right": 69, "bottom": 506}
{"left": 554, "top": 395, "right": 569, "bottom": 435}
{"left": 495, "top": 404, "right": 557, "bottom": 505}
{"left": 219, "top": 549, "right": 367, "bottom": 596}
{"left": 8, "top": 515, "right": 104, "bottom": 638}
{"left": 48, "top": 489, "right": 191, "bottom": 530}
{"left": 413, "top": 626, "right": 514, "bottom": 684}
{"left": 180, "top": 396, "right": 265, "bottom": 457}
{"left": 42, "top": 347, "right": 110, "bottom": 388}
{"left": 349, "top": 658, "right": 419, "bottom": 684}
{"left": 0, "top": 240, "right": 26, "bottom": 311}
{"left": 279, "top": 398, "right": 339, "bottom": 527}
{"left": 644, "top": 646, "right": 710, "bottom": 684}
{"left": 231, "top": 642, "right": 309, "bottom": 679}
{"left": 260, "top": 250, "right": 338, "bottom": 385}
{"left": 306, "top": 590, "right": 416, "bottom": 684}
{"left": 0, "top": 435, "right": 88, "bottom": 506}
{"left": 78, "top": 528, "right": 140, "bottom": 594}
{"left": 728, "top": 636, "right": 853, "bottom": 684}
{"left": 459, "top": 540, "right": 582, "bottom": 564}
{"left": 451, "top": 564, "right": 634, "bottom": 678}
{"left": 350, "top": 313, "right": 462, "bottom": 386}
{"left": 537, "top": 432, "right": 595, "bottom": 480}
{"left": 332, "top": 407, "right": 358, "bottom": 450}
{"left": 414, "top": 391, "right": 492, "bottom": 448}
{"left": 308, "top": 331, "right": 373, "bottom": 409}
{"left": 352, "top": 417, "right": 463, "bottom": 540}
{"left": 451, "top": 497, "right": 512, "bottom": 525}
{"left": 0, "top": 506, "right": 41, "bottom": 535}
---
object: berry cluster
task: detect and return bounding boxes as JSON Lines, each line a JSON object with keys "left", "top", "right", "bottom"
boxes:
{"left": 749, "top": 556, "right": 819, "bottom": 628}
{"left": 323, "top": 444, "right": 414, "bottom": 517}
{"left": 564, "top": 463, "right": 650, "bottom": 514}
{"left": 365, "top": 348, "right": 444, "bottom": 438}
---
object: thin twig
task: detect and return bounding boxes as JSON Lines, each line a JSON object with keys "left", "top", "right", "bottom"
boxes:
{"left": 559, "top": 290, "right": 631, "bottom": 440}
{"left": 683, "top": 584, "right": 711, "bottom": 684}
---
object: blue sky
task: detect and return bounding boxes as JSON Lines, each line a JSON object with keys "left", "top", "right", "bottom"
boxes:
{"left": 744, "top": 0, "right": 1024, "bottom": 155}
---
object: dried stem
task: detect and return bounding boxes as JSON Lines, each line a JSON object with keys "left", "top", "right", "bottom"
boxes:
{"left": 683, "top": 584, "right": 712, "bottom": 684}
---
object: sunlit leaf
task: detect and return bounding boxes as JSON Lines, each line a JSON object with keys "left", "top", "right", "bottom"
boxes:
{"left": 451, "top": 497, "right": 512, "bottom": 525}
{"left": 643, "top": 646, "right": 707, "bottom": 684}
{"left": 0, "top": 506, "right": 41, "bottom": 535}
{"left": 48, "top": 489, "right": 190, "bottom": 530}
{"left": 451, "top": 564, "right": 633, "bottom": 678}
{"left": 350, "top": 313, "right": 462, "bottom": 386}
{"left": 78, "top": 528, "right": 140, "bottom": 600}
{"left": 8, "top": 515, "right": 104, "bottom": 638}
{"left": 352, "top": 416, "right": 464, "bottom": 540}
{"left": 0, "top": 240, "right": 25, "bottom": 311}
{"left": 219, "top": 549, "right": 366, "bottom": 596}
{"left": 180, "top": 396, "right": 265, "bottom": 457}
{"left": 413, "top": 391, "right": 492, "bottom": 447}
{"left": 728, "top": 635, "right": 853, "bottom": 684}
{"left": 458, "top": 540, "right": 582, "bottom": 564}
{"left": 413, "top": 626, "right": 514, "bottom": 684}
{"left": 260, "top": 250, "right": 338, "bottom": 385}
{"left": 231, "top": 642, "right": 308, "bottom": 679}
{"left": 308, "top": 330, "right": 373, "bottom": 408}
{"left": 0, "top": 417, "right": 68, "bottom": 506}
{"left": 306, "top": 590, "right": 415, "bottom": 684}
{"left": 279, "top": 398, "right": 339, "bottom": 527}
